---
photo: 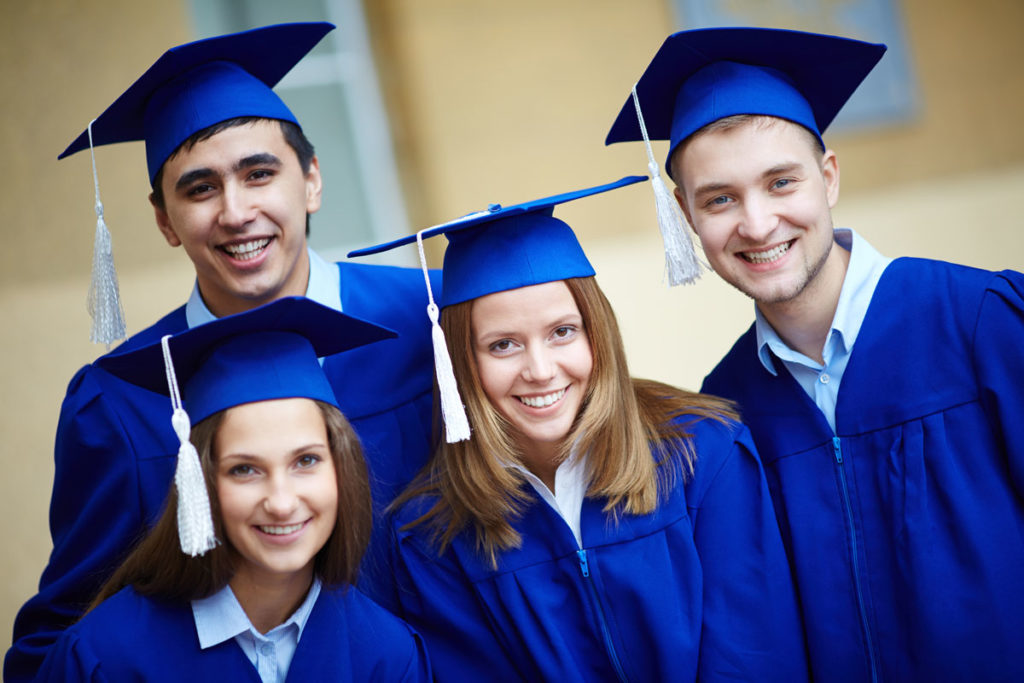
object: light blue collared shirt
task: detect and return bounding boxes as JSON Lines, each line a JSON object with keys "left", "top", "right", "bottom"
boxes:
{"left": 754, "top": 229, "right": 893, "bottom": 433}
{"left": 185, "top": 247, "right": 342, "bottom": 328}
{"left": 192, "top": 578, "right": 322, "bottom": 683}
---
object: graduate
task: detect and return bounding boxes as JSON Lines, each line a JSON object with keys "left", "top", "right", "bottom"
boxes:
{"left": 8, "top": 23, "right": 438, "bottom": 680}
{"left": 607, "top": 27, "right": 1024, "bottom": 681}
{"left": 35, "top": 297, "right": 430, "bottom": 682}
{"left": 349, "top": 177, "right": 809, "bottom": 682}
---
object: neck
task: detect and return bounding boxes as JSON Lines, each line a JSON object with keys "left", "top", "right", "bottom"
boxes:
{"left": 229, "top": 563, "right": 314, "bottom": 634}
{"left": 519, "top": 440, "right": 560, "bottom": 492}
{"left": 758, "top": 243, "right": 850, "bottom": 364}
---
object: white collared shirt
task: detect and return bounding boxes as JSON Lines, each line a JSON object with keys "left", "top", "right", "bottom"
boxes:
{"left": 184, "top": 247, "right": 342, "bottom": 328}
{"left": 192, "top": 578, "right": 321, "bottom": 683}
{"left": 509, "top": 453, "right": 589, "bottom": 548}
{"left": 754, "top": 229, "right": 893, "bottom": 432}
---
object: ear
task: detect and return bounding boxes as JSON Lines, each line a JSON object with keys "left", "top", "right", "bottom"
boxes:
{"left": 821, "top": 149, "right": 840, "bottom": 209}
{"left": 150, "top": 193, "right": 182, "bottom": 247}
{"left": 304, "top": 156, "right": 323, "bottom": 215}
{"left": 673, "top": 186, "right": 697, "bottom": 234}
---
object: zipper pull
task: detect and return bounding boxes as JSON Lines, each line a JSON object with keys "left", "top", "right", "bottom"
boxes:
{"left": 833, "top": 436, "right": 843, "bottom": 464}
{"left": 577, "top": 549, "right": 590, "bottom": 578}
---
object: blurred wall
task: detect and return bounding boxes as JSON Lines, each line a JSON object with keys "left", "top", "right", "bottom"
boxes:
{"left": 3, "top": 0, "right": 1022, "bottom": 649}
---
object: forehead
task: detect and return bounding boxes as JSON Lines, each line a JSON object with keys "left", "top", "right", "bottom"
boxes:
{"left": 215, "top": 397, "right": 326, "bottom": 450}
{"left": 471, "top": 281, "right": 579, "bottom": 330}
{"left": 161, "top": 120, "right": 292, "bottom": 174}
{"left": 675, "top": 117, "right": 819, "bottom": 188}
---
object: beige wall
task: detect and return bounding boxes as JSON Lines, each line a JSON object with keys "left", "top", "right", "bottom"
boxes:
{"left": 3, "top": 0, "right": 1023, "bottom": 650}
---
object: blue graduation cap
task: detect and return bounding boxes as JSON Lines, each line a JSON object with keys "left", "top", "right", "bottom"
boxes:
{"left": 60, "top": 22, "right": 333, "bottom": 183}
{"left": 97, "top": 296, "right": 396, "bottom": 556}
{"left": 350, "top": 175, "right": 647, "bottom": 307}
{"left": 349, "top": 175, "right": 646, "bottom": 444}
{"left": 606, "top": 27, "right": 887, "bottom": 173}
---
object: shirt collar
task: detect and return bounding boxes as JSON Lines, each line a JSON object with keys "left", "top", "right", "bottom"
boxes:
{"left": 185, "top": 247, "right": 342, "bottom": 329}
{"left": 755, "top": 229, "right": 891, "bottom": 374}
{"left": 192, "top": 577, "right": 322, "bottom": 649}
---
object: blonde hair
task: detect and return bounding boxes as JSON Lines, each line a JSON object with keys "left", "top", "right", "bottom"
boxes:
{"left": 394, "top": 277, "right": 736, "bottom": 567}
{"left": 89, "top": 400, "right": 370, "bottom": 610}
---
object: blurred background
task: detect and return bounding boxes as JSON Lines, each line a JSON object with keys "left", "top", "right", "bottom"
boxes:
{"left": 3, "top": 0, "right": 1022, "bottom": 645}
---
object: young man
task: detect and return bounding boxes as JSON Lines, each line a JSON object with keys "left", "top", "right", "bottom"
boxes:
{"left": 5, "top": 23, "right": 438, "bottom": 682}
{"left": 608, "top": 27, "right": 1024, "bottom": 681}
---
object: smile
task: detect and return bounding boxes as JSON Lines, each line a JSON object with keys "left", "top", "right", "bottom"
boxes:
{"left": 741, "top": 240, "right": 793, "bottom": 264}
{"left": 257, "top": 521, "right": 306, "bottom": 535}
{"left": 517, "top": 387, "right": 566, "bottom": 408}
{"left": 221, "top": 238, "right": 271, "bottom": 261}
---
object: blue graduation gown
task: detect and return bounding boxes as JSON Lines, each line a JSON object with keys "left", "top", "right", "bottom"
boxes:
{"left": 35, "top": 584, "right": 430, "bottom": 682}
{"left": 386, "top": 417, "right": 810, "bottom": 682}
{"left": 6, "top": 263, "right": 440, "bottom": 682}
{"left": 702, "top": 259, "right": 1024, "bottom": 682}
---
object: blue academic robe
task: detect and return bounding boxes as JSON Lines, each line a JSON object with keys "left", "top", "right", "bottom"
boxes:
{"left": 702, "top": 259, "right": 1024, "bottom": 682}
{"left": 385, "top": 417, "right": 810, "bottom": 682}
{"left": 6, "top": 263, "right": 440, "bottom": 682}
{"left": 34, "top": 584, "right": 430, "bottom": 682}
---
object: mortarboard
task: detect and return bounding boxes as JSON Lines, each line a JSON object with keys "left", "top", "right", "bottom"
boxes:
{"left": 349, "top": 175, "right": 647, "bottom": 443}
{"left": 59, "top": 22, "right": 333, "bottom": 345}
{"left": 60, "top": 22, "right": 333, "bottom": 183}
{"left": 605, "top": 27, "right": 887, "bottom": 173}
{"left": 97, "top": 296, "right": 396, "bottom": 555}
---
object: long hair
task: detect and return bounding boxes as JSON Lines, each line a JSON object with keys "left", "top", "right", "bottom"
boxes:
{"left": 394, "top": 276, "right": 737, "bottom": 567}
{"left": 89, "top": 400, "right": 370, "bottom": 610}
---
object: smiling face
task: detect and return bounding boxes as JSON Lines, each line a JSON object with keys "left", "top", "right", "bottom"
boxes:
{"left": 153, "top": 120, "right": 322, "bottom": 317}
{"left": 215, "top": 397, "right": 338, "bottom": 590}
{"left": 471, "top": 280, "right": 594, "bottom": 473}
{"left": 673, "top": 117, "right": 843, "bottom": 312}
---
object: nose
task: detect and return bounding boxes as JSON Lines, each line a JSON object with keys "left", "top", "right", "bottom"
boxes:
{"left": 218, "top": 184, "right": 256, "bottom": 230}
{"left": 262, "top": 474, "right": 299, "bottom": 518}
{"left": 737, "top": 195, "right": 778, "bottom": 242}
{"left": 522, "top": 346, "right": 556, "bottom": 384}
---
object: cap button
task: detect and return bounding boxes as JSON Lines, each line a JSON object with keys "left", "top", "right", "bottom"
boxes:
{"left": 487, "top": 203, "right": 502, "bottom": 212}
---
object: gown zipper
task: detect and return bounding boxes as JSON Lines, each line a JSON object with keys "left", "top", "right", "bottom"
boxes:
{"left": 833, "top": 436, "right": 879, "bottom": 682}
{"left": 577, "top": 549, "right": 628, "bottom": 682}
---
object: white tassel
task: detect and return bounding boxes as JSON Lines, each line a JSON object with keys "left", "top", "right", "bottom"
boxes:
{"left": 161, "top": 336, "right": 217, "bottom": 556}
{"left": 631, "top": 85, "right": 702, "bottom": 286}
{"left": 86, "top": 120, "right": 127, "bottom": 345}
{"left": 416, "top": 232, "right": 471, "bottom": 443}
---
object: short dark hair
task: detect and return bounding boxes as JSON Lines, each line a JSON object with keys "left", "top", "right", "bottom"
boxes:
{"left": 150, "top": 117, "right": 316, "bottom": 226}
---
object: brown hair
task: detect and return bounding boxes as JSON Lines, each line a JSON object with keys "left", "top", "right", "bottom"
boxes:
{"left": 89, "top": 400, "right": 370, "bottom": 610}
{"left": 394, "top": 276, "right": 737, "bottom": 568}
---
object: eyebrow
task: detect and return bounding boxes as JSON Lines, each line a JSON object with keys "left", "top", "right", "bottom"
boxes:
{"left": 692, "top": 162, "right": 806, "bottom": 200}
{"left": 173, "top": 152, "right": 283, "bottom": 193}
{"left": 475, "top": 314, "right": 583, "bottom": 344}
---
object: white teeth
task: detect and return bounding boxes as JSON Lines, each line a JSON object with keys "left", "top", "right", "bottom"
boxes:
{"left": 258, "top": 523, "right": 303, "bottom": 535}
{"left": 223, "top": 238, "right": 270, "bottom": 260}
{"left": 743, "top": 241, "right": 791, "bottom": 264}
{"left": 518, "top": 388, "right": 566, "bottom": 408}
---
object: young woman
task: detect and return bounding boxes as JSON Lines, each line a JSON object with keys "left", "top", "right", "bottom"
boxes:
{"left": 352, "top": 177, "right": 810, "bottom": 682}
{"left": 35, "top": 297, "right": 429, "bottom": 682}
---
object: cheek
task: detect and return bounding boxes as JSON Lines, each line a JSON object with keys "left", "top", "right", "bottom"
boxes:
{"left": 475, "top": 355, "right": 510, "bottom": 407}
{"left": 216, "top": 481, "right": 250, "bottom": 537}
